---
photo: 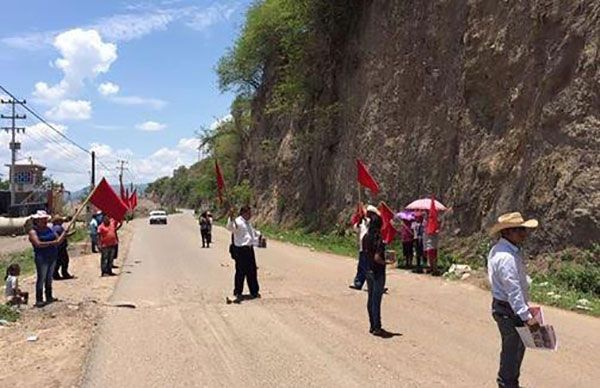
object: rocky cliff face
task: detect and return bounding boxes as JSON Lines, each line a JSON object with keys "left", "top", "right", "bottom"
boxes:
{"left": 242, "top": 0, "right": 599, "bottom": 253}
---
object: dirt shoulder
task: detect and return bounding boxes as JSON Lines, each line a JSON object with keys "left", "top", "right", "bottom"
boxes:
{"left": 0, "top": 223, "right": 134, "bottom": 388}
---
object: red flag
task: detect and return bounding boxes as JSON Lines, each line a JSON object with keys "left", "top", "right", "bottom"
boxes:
{"left": 426, "top": 195, "right": 439, "bottom": 235}
{"left": 90, "top": 178, "right": 129, "bottom": 222}
{"left": 215, "top": 160, "right": 225, "bottom": 203}
{"left": 357, "top": 160, "right": 380, "bottom": 195}
{"left": 350, "top": 203, "right": 365, "bottom": 226}
{"left": 379, "top": 201, "right": 397, "bottom": 244}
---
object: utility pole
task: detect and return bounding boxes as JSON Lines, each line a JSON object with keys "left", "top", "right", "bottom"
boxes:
{"left": 117, "top": 159, "right": 128, "bottom": 196}
{"left": 1, "top": 98, "right": 26, "bottom": 206}
{"left": 90, "top": 151, "right": 96, "bottom": 190}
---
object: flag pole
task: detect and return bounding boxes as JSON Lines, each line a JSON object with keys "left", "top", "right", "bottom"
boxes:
{"left": 67, "top": 184, "right": 98, "bottom": 232}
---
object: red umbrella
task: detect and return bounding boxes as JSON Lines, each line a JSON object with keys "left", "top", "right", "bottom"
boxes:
{"left": 405, "top": 198, "right": 448, "bottom": 211}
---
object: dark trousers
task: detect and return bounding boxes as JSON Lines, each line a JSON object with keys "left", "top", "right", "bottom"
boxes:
{"left": 54, "top": 246, "right": 70, "bottom": 278}
{"left": 415, "top": 239, "right": 424, "bottom": 267}
{"left": 492, "top": 299, "right": 526, "bottom": 388}
{"left": 100, "top": 246, "right": 116, "bottom": 275}
{"left": 91, "top": 235, "right": 98, "bottom": 253}
{"left": 353, "top": 251, "right": 368, "bottom": 288}
{"left": 366, "top": 270, "right": 386, "bottom": 331}
{"left": 201, "top": 230, "right": 211, "bottom": 247}
{"left": 35, "top": 254, "right": 56, "bottom": 303}
{"left": 402, "top": 241, "right": 414, "bottom": 267}
{"left": 233, "top": 246, "right": 259, "bottom": 296}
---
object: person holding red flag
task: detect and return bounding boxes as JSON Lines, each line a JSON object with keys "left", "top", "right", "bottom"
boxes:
{"left": 349, "top": 203, "right": 378, "bottom": 291}
{"left": 97, "top": 215, "right": 122, "bottom": 277}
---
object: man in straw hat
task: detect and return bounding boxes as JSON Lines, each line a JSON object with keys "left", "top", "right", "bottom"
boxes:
{"left": 487, "top": 212, "right": 540, "bottom": 388}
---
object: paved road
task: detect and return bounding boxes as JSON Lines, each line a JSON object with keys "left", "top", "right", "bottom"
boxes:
{"left": 82, "top": 212, "right": 600, "bottom": 387}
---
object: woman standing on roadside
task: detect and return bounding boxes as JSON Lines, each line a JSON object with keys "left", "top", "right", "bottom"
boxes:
{"left": 28, "top": 210, "right": 67, "bottom": 308}
{"left": 363, "top": 213, "right": 388, "bottom": 336}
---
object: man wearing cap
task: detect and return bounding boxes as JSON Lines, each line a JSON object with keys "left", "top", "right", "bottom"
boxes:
{"left": 349, "top": 204, "right": 380, "bottom": 290}
{"left": 487, "top": 212, "right": 540, "bottom": 388}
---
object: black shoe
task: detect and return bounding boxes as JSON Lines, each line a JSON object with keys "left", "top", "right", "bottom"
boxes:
{"left": 251, "top": 293, "right": 261, "bottom": 299}
{"left": 107, "top": 272, "right": 118, "bottom": 276}
{"left": 62, "top": 274, "right": 74, "bottom": 280}
{"left": 349, "top": 284, "right": 362, "bottom": 290}
{"left": 53, "top": 275, "right": 62, "bottom": 280}
{"left": 371, "top": 328, "right": 383, "bottom": 336}
{"left": 46, "top": 297, "right": 59, "bottom": 304}
{"left": 34, "top": 301, "right": 46, "bottom": 308}
{"left": 112, "top": 265, "right": 119, "bottom": 269}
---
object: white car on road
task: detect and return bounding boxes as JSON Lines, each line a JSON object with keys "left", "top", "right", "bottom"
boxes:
{"left": 149, "top": 210, "right": 168, "bottom": 225}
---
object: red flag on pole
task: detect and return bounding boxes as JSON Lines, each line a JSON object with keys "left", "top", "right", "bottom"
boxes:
{"left": 357, "top": 160, "right": 380, "bottom": 195}
{"left": 426, "top": 195, "right": 439, "bottom": 235}
{"left": 215, "top": 160, "right": 225, "bottom": 203}
{"left": 350, "top": 203, "right": 365, "bottom": 226}
{"left": 90, "top": 178, "right": 129, "bottom": 222}
{"left": 379, "top": 201, "right": 397, "bottom": 244}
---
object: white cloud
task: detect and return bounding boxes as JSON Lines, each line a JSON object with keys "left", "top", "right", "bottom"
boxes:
{"left": 109, "top": 95, "right": 166, "bottom": 110}
{"left": 33, "top": 29, "right": 117, "bottom": 104}
{"left": 90, "top": 142, "right": 113, "bottom": 158}
{"left": 209, "top": 114, "right": 233, "bottom": 130}
{"left": 177, "top": 137, "right": 200, "bottom": 152}
{"left": 98, "top": 82, "right": 120, "bottom": 96}
{"left": 46, "top": 100, "right": 92, "bottom": 121}
{"left": 136, "top": 121, "right": 166, "bottom": 131}
{"left": 185, "top": 4, "right": 238, "bottom": 31}
{"left": 93, "top": 12, "right": 175, "bottom": 42}
{"left": 2, "top": 2, "right": 240, "bottom": 51}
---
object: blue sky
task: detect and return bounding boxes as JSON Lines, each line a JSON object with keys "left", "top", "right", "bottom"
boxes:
{"left": 0, "top": 0, "right": 251, "bottom": 190}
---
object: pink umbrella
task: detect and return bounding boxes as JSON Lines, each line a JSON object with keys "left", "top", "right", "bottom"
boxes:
{"left": 405, "top": 198, "right": 448, "bottom": 211}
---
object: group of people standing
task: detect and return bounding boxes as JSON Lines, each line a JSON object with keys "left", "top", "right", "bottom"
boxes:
{"left": 4, "top": 209, "right": 125, "bottom": 309}
{"left": 350, "top": 202, "right": 542, "bottom": 387}
{"left": 397, "top": 211, "right": 440, "bottom": 275}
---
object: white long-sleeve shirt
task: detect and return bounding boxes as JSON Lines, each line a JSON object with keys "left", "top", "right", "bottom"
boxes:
{"left": 487, "top": 238, "right": 532, "bottom": 321}
{"left": 353, "top": 219, "right": 369, "bottom": 251}
{"left": 227, "top": 216, "right": 259, "bottom": 247}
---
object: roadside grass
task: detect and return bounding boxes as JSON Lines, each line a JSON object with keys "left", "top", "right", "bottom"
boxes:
{"left": 255, "top": 223, "right": 600, "bottom": 317}
{"left": 258, "top": 223, "right": 357, "bottom": 258}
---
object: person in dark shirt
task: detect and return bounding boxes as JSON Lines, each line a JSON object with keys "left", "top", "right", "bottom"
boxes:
{"left": 52, "top": 215, "right": 74, "bottom": 280}
{"left": 362, "top": 214, "right": 387, "bottom": 336}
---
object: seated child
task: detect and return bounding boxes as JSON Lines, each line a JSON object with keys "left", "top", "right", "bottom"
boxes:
{"left": 4, "top": 264, "right": 29, "bottom": 306}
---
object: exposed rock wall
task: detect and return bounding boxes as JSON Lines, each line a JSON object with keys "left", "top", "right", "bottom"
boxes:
{"left": 243, "top": 0, "right": 600, "bottom": 253}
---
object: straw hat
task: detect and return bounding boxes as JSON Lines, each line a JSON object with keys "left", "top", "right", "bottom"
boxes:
{"left": 30, "top": 210, "right": 51, "bottom": 220}
{"left": 365, "top": 204, "right": 381, "bottom": 217}
{"left": 488, "top": 212, "right": 538, "bottom": 236}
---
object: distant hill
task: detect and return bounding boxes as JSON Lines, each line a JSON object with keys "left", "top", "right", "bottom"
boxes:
{"left": 66, "top": 183, "right": 148, "bottom": 203}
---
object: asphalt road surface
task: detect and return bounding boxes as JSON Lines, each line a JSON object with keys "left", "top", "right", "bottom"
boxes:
{"left": 82, "top": 212, "right": 600, "bottom": 387}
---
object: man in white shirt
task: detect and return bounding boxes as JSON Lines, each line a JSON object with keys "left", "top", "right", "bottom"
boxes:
{"left": 487, "top": 212, "right": 540, "bottom": 388}
{"left": 227, "top": 205, "right": 260, "bottom": 301}
{"left": 349, "top": 204, "right": 380, "bottom": 290}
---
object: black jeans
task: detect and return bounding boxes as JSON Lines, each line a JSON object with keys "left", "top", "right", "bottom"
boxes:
{"left": 366, "top": 270, "right": 386, "bottom": 331}
{"left": 492, "top": 299, "right": 526, "bottom": 388}
{"left": 201, "top": 230, "right": 211, "bottom": 247}
{"left": 35, "top": 253, "right": 56, "bottom": 303}
{"left": 54, "top": 246, "right": 70, "bottom": 278}
{"left": 100, "top": 246, "right": 116, "bottom": 275}
{"left": 353, "top": 251, "right": 368, "bottom": 288}
{"left": 233, "top": 246, "right": 259, "bottom": 296}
